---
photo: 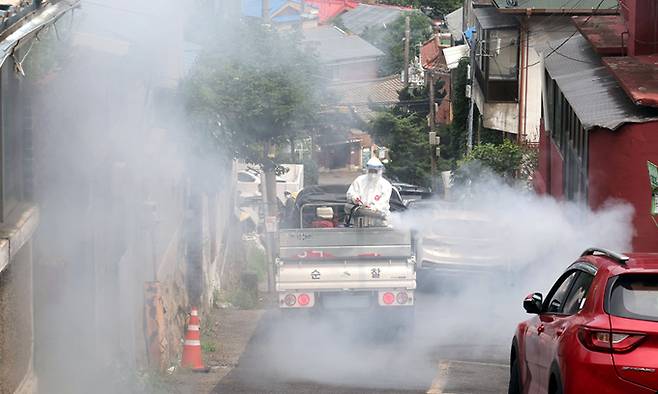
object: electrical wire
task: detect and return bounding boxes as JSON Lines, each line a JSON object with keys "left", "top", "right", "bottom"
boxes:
{"left": 523, "top": 0, "right": 608, "bottom": 69}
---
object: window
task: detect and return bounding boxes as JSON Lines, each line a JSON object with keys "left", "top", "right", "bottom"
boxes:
{"left": 487, "top": 29, "right": 518, "bottom": 81}
{"left": 545, "top": 271, "right": 578, "bottom": 313}
{"left": 608, "top": 274, "right": 658, "bottom": 322}
{"left": 544, "top": 74, "right": 589, "bottom": 201}
{"left": 237, "top": 172, "right": 256, "bottom": 183}
{"left": 474, "top": 27, "right": 519, "bottom": 103}
{"left": 562, "top": 272, "right": 594, "bottom": 315}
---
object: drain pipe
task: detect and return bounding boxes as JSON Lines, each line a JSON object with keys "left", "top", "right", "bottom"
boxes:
{"left": 540, "top": 52, "right": 552, "bottom": 193}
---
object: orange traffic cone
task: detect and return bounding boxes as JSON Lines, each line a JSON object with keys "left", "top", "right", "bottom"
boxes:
{"left": 181, "top": 307, "right": 209, "bottom": 372}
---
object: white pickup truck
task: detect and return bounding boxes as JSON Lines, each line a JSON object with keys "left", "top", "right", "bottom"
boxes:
{"left": 275, "top": 185, "right": 416, "bottom": 324}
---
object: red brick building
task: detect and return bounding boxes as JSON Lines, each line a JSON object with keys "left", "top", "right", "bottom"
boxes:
{"left": 536, "top": 0, "right": 658, "bottom": 251}
{"left": 421, "top": 37, "right": 452, "bottom": 125}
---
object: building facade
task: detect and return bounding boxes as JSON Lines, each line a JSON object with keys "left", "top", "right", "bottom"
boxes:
{"left": 464, "top": 0, "right": 618, "bottom": 143}
{"left": 537, "top": 0, "right": 658, "bottom": 252}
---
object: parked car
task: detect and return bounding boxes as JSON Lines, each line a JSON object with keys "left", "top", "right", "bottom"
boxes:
{"left": 509, "top": 248, "right": 658, "bottom": 394}
{"left": 389, "top": 181, "right": 433, "bottom": 201}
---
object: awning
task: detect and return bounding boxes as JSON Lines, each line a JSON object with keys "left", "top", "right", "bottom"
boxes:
{"left": 544, "top": 36, "right": 658, "bottom": 131}
{"left": 473, "top": 7, "right": 518, "bottom": 29}
{"left": 443, "top": 44, "right": 469, "bottom": 70}
{"left": 0, "top": 0, "right": 80, "bottom": 70}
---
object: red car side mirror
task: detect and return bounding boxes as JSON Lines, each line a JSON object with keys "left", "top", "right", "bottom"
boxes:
{"left": 523, "top": 292, "right": 543, "bottom": 314}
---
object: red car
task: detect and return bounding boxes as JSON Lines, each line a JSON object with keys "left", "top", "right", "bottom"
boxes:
{"left": 509, "top": 248, "right": 658, "bottom": 394}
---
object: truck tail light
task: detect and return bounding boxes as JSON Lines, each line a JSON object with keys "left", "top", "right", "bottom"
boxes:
{"left": 396, "top": 291, "right": 409, "bottom": 304}
{"left": 578, "top": 327, "right": 646, "bottom": 353}
{"left": 297, "top": 293, "right": 310, "bottom": 306}
{"left": 283, "top": 294, "right": 297, "bottom": 307}
{"left": 382, "top": 292, "right": 395, "bottom": 305}
{"left": 280, "top": 292, "right": 314, "bottom": 308}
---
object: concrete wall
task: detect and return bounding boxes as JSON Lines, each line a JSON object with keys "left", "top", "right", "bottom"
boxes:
{"left": 0, "top": 243, "right": 35, "bottom": 394}
{"left": 473, "top": 78, "right": 519, "bottom": 134}
{"left": 24, "top": 3, "right": 238, "bottom": 392}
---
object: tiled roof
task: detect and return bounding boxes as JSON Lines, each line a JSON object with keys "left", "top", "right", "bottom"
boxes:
{"left": 421, "top": 37, "right": 448, "bottom": 71}
{"left": 329, "top": 75, "right": 404, "bottom": 121}
{"left": 303, "top": 26, "right": 384, "bottom": 63}
{"left": 339, "top": 4, "right": 411, "bottom": 35}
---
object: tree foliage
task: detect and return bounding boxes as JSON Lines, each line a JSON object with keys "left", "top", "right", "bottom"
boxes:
{"left": 371, "top": 112, "right": 432, "bottom": 186}
{"left": 184, "top": 21, "right": 324, "bottom": 167}
{"left": 369, "top": 61, "right": 449, "bottom": 186}
{"left": 360, "top": 11, "right": 433, "bottom": 76}
{"left": 459, "top": 140, "right": 524, "bottom": 179}
{"left": 439, "top": 57, "right": 469, "bottom": 163}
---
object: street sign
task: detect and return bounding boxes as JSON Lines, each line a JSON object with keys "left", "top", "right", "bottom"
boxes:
{"left": 429, "top": 131, "right": 437, "bottom": 145}
{"left": 265, "top": 216, "right": 278, "bottom": 233}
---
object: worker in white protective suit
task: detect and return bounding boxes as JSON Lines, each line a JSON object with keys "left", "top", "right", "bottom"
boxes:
{"left": 347, "top": 157, "right": 393, "bottom": 220}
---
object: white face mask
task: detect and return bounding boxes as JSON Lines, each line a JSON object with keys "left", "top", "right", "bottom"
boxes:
{"left": 367, "top": 170, "right": 381, "bottom": 182}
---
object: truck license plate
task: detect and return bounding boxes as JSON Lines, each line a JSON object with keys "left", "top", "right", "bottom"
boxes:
{"left": 322, "top": 293, "right": 371, "bottom": 309}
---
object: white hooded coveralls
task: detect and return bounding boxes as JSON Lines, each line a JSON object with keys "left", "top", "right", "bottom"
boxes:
{"left": 347, "top": 169, "right": 392, "bottom": 218}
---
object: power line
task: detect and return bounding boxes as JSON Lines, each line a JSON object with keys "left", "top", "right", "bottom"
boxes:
{"left": 547, "top": 42, "right": 598, "bottom": 64}
{"left": 524, "top": 0, "right": 608, "bottom": 69}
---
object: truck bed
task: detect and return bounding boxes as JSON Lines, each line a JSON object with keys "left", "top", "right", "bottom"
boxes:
{"left": 277, "top": 227, "right": 415, "bottom": 292}
{"left": 278, "top": 227, "right": 412, "bottom": 261}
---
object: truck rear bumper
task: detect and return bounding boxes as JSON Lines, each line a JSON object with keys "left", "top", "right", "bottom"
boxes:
{"left": 278, "top": 289, "right": 415, "bottom": 310}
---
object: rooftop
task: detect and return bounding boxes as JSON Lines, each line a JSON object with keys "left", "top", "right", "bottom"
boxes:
{"left": 443, "top": 44, "right": 469, "bottom": 69}
{"left": 329, "top": 75, "right": 404, "bottom": 121}
{"left": 573, "top": 15, "right": 627, "bottom": 56}
{"left": 444, "top": 7, "right": 463, "bottom": 42}
{"left": 473, "top": 7, "right": 519, "bottom": 29}
{"left": 493, "top": 0, "right": 619, "bottom": 14}
{"left": 543, "top": 35, "right": 658, "bottom": 131}
{"left": 242, "top": 0, "right": 317, "bottom": 23}
{"left": 303, "top": 26, "right": 384, "bottom": 63}
{"left": 305, "top": 0, "right": 357, "bottom": 23}
{"left": 603, "top": 55, "right": 658, "bottom": 107}
{"left": 338, "top": 3, "right": 411, "bottom": 35}
{"left": 421, "top": 37, "right": 447, "bottom": 70}
{"left": 573, "top": 14, "right": 658, "bottom": 108}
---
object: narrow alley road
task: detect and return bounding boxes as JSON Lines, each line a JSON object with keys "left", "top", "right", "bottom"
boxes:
{"left": 209, "top": 292, "right": 510, "bottom": 394}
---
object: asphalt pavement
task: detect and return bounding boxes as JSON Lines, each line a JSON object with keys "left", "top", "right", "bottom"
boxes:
{"left": 212, "top": 291, "right": 512, "bottom": 394}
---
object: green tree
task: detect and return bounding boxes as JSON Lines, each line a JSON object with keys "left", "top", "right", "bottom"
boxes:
{"left": 371, "top": 111, "right": 431, "bottom": 186}
{"left": 184, "top": 20, "right": 323, "bottom": 167}
{"left": 439, "top": 57, "right": 469, "bottom": 163}
{"left": 458, "top": 140, "right": 524, "bottom": 180}
{"left": 360, "top": 11, "right": 433, "bottom": 76}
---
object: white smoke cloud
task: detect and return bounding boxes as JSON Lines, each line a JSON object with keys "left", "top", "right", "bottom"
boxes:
{"left": 244, "top": 173, "right": 634, "bottom": 391}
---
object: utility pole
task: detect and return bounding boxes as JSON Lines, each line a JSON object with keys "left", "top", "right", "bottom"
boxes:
{"left": 262, "top": 143, "right": 278, "bottom": 294}
{"left": 467, "top": 32, "right": 476, "bottom": 152}
{"left": 403, "top": 15, "right": 410, "bottom": 86}
{"left": 262, "top": 0, "right": 270, "bottom": 22}
{"left": 428, "top": 71, "right": 438, "bottom": 193}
